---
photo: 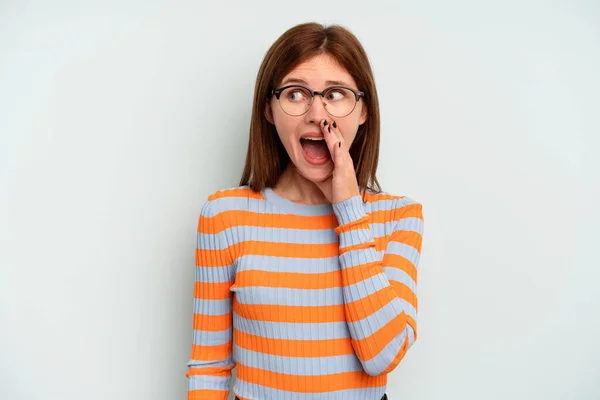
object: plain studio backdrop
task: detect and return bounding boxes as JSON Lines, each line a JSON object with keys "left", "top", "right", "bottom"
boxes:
{"left": 1, "top": 1, "right": 598, "bottom": 399}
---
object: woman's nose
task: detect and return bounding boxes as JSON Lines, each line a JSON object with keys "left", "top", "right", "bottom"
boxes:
{"left": 305, "top": 94, "right": 329, "bottom": 122}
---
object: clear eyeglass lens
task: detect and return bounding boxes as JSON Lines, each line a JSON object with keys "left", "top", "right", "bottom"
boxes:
{"left": 279, "top": 86, "right": 356, "bottom": 117}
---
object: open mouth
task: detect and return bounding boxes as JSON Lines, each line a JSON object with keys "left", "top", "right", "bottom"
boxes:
{"left": 300, "top": 136, "right": 330, "bottom": 165}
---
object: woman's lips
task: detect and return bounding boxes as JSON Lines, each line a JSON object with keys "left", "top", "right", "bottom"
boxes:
{"left": 300, "top": 131, "right": 323, "bottom": 139}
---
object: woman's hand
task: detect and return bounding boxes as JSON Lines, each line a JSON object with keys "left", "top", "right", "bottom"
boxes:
{"left": 314, "top": 118, "right": 360, "bottom": 204}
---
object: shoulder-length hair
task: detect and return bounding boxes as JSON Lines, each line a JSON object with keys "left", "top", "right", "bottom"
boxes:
{"left": 239, "top": 22, "right": 382, "bottom": 193}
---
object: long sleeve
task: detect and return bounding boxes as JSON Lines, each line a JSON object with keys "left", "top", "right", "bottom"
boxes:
{"left": 332, "top": 194, "right": 424, "bottom": 376}
{"left": 186, "top": 200, "right": 236, "bottom": 400}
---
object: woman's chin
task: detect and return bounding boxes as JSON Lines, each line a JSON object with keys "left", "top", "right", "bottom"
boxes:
{"left": 296, "top": 163, "right": 333, "bottom": 183}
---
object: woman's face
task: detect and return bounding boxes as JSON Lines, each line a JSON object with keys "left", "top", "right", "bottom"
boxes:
{"left": 266, "top": 54, "right": 367, "bottom": 183}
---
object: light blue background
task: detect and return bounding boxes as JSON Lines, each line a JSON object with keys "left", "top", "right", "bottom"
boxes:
{"left": 1, "top": 1, "right": 598, "bottom": 399}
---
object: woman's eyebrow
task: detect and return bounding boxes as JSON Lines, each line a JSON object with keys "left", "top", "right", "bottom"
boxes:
{"left": 280, "top": 77, "right": 352, "bottom": 87}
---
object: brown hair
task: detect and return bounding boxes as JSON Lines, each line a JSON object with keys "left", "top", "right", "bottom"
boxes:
{"left": 239, "top": 22, "right": 382, "bottom": 193}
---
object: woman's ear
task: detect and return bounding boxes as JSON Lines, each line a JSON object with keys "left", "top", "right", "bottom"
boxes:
{"left": 359, "top": 104, "right": 368, "bottom": 126}
{"left": 264, "top": 101, "right": 274, "bottom": 125}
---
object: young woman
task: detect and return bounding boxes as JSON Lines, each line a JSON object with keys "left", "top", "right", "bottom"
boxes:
{"left": 186, "top": 22, "right": 424, "bottom": 400}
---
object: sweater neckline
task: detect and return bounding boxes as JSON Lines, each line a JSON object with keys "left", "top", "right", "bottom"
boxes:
{"left": 261, "top": 187, "right": 334, "bottom": 216}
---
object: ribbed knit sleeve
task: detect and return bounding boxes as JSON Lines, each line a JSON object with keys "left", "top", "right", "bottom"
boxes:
{"left": 186, "top": 200, "right": 236, "bottom": 400}
{"left": 332, "top": 195, "right": 424, "bottom": 376}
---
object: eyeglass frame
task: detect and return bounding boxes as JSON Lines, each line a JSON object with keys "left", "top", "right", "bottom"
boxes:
{"left": 270, "top": 84, "right": 366, "bottom": 117}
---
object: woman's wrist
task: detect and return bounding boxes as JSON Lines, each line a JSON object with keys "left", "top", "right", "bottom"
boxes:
{"left": 332, "top": 194, "right": 367, "bottom": 226}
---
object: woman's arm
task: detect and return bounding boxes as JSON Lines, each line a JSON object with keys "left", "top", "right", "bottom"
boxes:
{"left": 333, "top": 194, "right": 424, "bottom": 376}
{"left": 186, "top": 200, "right": 235, "bottom": 400}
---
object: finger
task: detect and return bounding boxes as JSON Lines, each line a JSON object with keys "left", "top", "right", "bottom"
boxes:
{"left": 323, "top": 121, "right": 347, "bottom": 165}
{"left": 329, "top": 120, "right": 349, "bottom": 166}
{"left": 320, "top": 119, "right": 340, "bottom": 159}
{"left": 334, "top": 134, "right": 347, "bottom": 165}
{"left": 331, "top": 135, "right": 340, "bottom": 164}
{"left": 329, "top": 120, "right": 345, "bottom": 149}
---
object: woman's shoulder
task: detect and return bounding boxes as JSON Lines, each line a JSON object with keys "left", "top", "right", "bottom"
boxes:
{"left": 199, "top": 185, "right": 263, "bottom": 218}
{"left": 205, "top": 184, "right": 262, "bottom": 202}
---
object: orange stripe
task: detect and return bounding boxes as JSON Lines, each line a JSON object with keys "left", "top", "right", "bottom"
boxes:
{"left": 381, "top": 333, "right": 410, "bottom": 374}
{"left": 234, "top": 328, "right": 354, "bottom": 357}
{"left": 186, "top": 366, "right": 232, "bottom": 377}
{"left": 353, "top": 312, "right": 407, "bottom": 361}
{"left": 375, "top": 235, "right": 389, "bottom": 251}
{"left": 368, "top": 210, "right": 394, "bottom": 224}
{"left": 197, "top": 213, "right": 227, "bottom": 233}
{"left": 208, "top": 187, "right": 265, "bottom": 200}
{"left": 394, "top": 203, "right": 423, "bottom": 220}
{"left": 406, "top": 315, "right": 417, "bottom": 336}
{"left": 339, "top": 236, "right": 389, "bottom": 253}
{"left": 191, "top": 342, "right": 232, "bottom": 361}
{"left": 383, "top": 254, "right": 417, "bottom": 282}
{"left": 197, "top": 234, "right": 403, "bottom": 267}
{"left": 362, "top": 192, "right": 403, "bottom": 202}
{"left": 344, "top": 288, "right": 397, "bottom": 322}
{"left": 407, "top": 314, "right": 418, "bottom": 342}
{"left": 236, "top": 362, "right": 386, "bottom": 392}
{"left": 335, "top": 215, "right": 370, "bottom": 234}
{"left": 340, "top": 241, "right": 374, "bottom": 254}
{"left": 196, "top": 248, "right": 231, "bottom": 267}
{"left": 233, "top": 297, "right": 345, "bottom": 323}
{"left": 369, "top": 203, "right": 423, "bottom": 224}
{"left": 198, "top": 210, "right": 339, "bottom": 233}
{"left": 188, "top": 389, "right": 228, "bottom": 400}
{"left": 193, "top": 313, "right": 231, "bottom": 331}
{"left": 194, "top": 281, "right": 233, "bottom": 300}
{"left": 336, "top": 235, "right": 415, "bottom": 258}
{"left": 197, "top": 241, "right": 338, "bottom": 266}
{"left": 340, "top": 262, "right": 383, "bottom": 286}
{"left": 338, "top": 230, "right": 413, "bottom": 258}
{"left": 390, "top": 230, "right": 423, "bottom": 253}
{"left": 232, "top": 241, "right": 338, "bottom": 258}
{"left": 233, "top": 269, "right": 341, "bottom": 290}
{"left": 389, "top": 280, "right": 417, "bottom": 309}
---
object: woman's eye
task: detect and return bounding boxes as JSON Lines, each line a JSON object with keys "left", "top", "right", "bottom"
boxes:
{"left": 288, "top": 91, "right": 306, "bottom": 101}
{"left": 327, "top": 90, "right": 345, "bottom": 101}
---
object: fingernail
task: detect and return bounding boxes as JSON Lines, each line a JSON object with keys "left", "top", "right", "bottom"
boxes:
{"left": 338, "top": 142, "right": 341, "bottom": 148}
{"left": 323, "top": 120, "right": 328, "bottom": 126}
{"left": 328, "top": 126, "right": 331, "bottom": 133}
{"left": 333, "top": 121, "right": 337, "bottom": 128}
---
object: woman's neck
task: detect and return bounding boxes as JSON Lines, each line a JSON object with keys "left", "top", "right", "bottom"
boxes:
{"left": 272, "top": 165, "right": 329, "bottom": 205}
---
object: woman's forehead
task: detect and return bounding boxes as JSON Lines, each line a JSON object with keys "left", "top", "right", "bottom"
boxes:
{"left": 281, "top": 55, "right": 357, "bottom": 88}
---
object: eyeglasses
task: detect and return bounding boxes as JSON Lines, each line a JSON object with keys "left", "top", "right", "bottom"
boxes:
{"left": 271, "top": 84, "right": 365, "bottom": 118}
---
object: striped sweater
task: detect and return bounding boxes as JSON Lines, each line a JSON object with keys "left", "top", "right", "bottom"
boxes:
{"left": 186, "top": 185, "right": 424, "bottom": 400}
